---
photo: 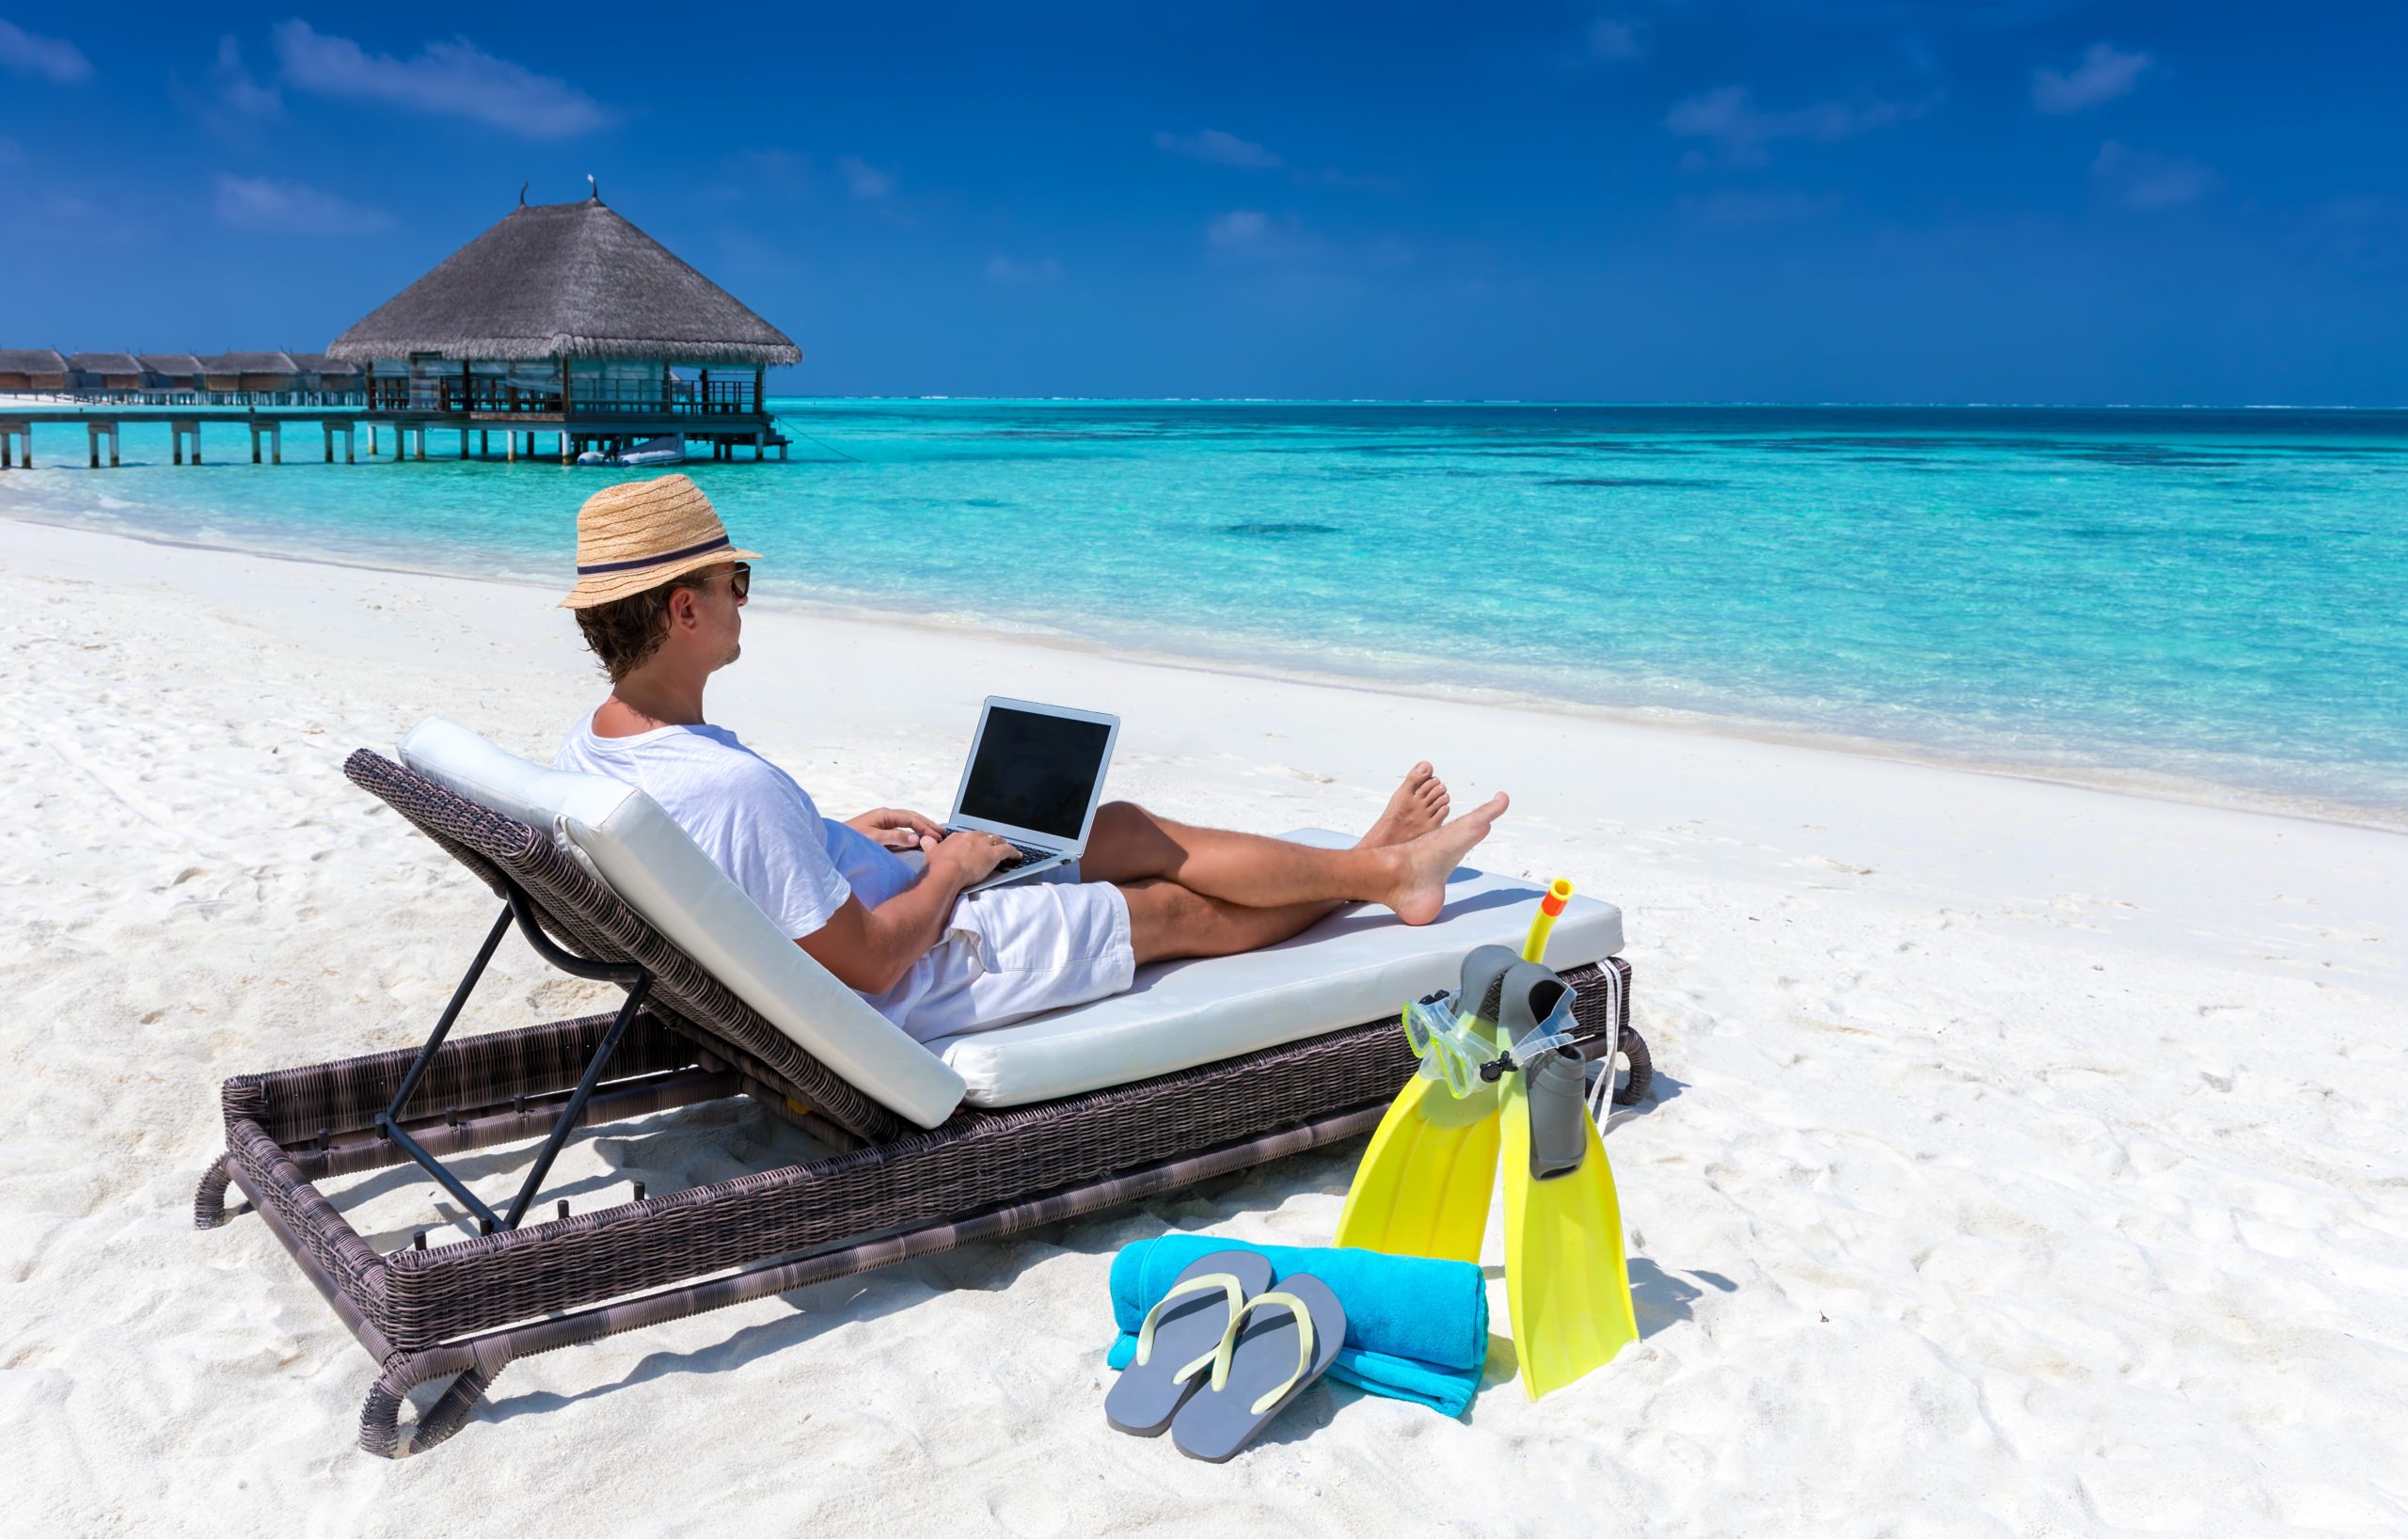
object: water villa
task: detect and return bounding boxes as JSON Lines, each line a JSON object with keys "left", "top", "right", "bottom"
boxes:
{"left": 136, "top": 354, "right": 207, "bottom": 399}
{"left": 0, "top": 349, "right": 69, "bottom": 393}
{"left": 329, "top": 187, "right": 800, "bottom": 462}
{"left": 68, "top": 353, "right": 144, "bottom": 393}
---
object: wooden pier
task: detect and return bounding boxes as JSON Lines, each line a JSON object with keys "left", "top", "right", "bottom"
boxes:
{"left": 0, "top": 407, "right": 789, "bottom": 469}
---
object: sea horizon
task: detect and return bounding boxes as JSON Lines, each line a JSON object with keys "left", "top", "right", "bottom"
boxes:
{"left": 7, "top": 399, "right": 2403, "bottom": 824}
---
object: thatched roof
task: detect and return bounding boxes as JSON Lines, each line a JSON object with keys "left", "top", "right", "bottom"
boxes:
{"left": 137, "top": 353, "right": 205, "bottom": 375}
{"left": 69, "top": 351, "right": 142, "bottom": 373}
{"left": 328, "top": 195, "right": 800, "bottom": 366}
{"left": 0, "top": 348, "right": 68, "bottom": 374}
{"left": 200, "top": 351, "right": 298, "bottom": 373}
{"left": 287, "top": 352, "right": 360, "bottom": 377}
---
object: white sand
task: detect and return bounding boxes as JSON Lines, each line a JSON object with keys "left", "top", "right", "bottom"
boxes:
{"left": 3, "top": 511, "right": 2402, "bottom": 1535}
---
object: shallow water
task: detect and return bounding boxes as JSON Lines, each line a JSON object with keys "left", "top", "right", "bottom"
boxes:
{"left": 10, "top": 401, "right": 2406, "bottom": 816}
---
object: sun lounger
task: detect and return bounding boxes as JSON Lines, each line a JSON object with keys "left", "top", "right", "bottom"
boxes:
{"left": 198, "top": 719, "right": 1641, "bottom": 1455}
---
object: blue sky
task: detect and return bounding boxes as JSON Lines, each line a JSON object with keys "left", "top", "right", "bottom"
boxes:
{"left": 3, "top": 3, "right": 2402, "bottom": 403}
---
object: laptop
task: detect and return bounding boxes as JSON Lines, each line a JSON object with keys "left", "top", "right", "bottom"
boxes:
{"left": 938, "top": 696, "right": 1120, "bottom": 894}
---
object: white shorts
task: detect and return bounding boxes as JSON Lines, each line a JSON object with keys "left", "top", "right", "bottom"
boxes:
{"left": 871, "top": 864, "right": 1136, "bottom": 1043}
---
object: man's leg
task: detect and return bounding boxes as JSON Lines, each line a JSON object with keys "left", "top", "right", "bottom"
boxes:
{"left": 1118, "top": 878, "right": 1344, "bottom": 966}
{"left": 1080, "top": 775, "right": 1508, "bottom": 927}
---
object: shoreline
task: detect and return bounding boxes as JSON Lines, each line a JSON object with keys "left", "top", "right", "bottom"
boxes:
{"left": 8, "top": 499, "right": 2402, "bottom": 836}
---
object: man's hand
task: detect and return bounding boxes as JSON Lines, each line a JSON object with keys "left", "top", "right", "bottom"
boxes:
{"left": 845, "top": 806, "right": 945, "bottom": 851}
{"left": 925, "top": 829, "right": 1018, "bottom": 885}
{"left": 797, "top": 828, "right": 1018, "bottom": 992}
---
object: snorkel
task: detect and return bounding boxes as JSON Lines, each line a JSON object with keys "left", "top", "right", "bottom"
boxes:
{"left": 1521, "top": 878, "right": 1573, "bottom": 963}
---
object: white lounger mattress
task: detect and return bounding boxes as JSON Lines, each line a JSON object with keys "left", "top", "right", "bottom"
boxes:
{"left": 926, "top": 830, "right": 1624, "bottom": 1108}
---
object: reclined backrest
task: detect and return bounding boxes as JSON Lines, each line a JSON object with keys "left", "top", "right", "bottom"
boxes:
{"left": 398, "top": 716, "right": 969, "bottom": 1130}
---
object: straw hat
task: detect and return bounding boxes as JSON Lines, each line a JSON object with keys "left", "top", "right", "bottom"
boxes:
{"left": 559, "top": 474, "right": 763, "bottom": 609}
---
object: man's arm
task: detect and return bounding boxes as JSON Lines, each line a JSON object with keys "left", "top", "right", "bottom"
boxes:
{"left": 796, "top": 830, "right": 1015, "bottom": 993}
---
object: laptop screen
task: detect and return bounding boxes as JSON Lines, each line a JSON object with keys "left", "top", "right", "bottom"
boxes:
{"left": 958, "top": 706, "right": 1113, "bottom": 840}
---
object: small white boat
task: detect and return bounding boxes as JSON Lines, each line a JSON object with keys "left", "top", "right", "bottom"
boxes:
{"left": 576, "top": 434, "right": 688, "bottom": 468}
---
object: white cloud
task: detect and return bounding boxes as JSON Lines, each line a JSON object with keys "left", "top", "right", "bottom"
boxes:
{"left": 1588, "top": 17, "right": 1644, "bottom": 61}
{"left": 1208, "top": 210, "right": 1272, "bottom": 250}
{"left": 211, "top": 36, "right": 281, "bottom": 119}
{"left": 986, "top": 254, "right": 1062, "bottom": 284}
{"left": 1204, "top": 209, "right": 1332, "bottom": 264}
{"left": 1666, "top": 85, "right": 1920, "bottom": 169}
{"left": 1155, "top": 129, "right": 1283, "bottom": 169}
{"left": 271, "top": 22, "right": 609, "bottom": 138}
{"left": 836, "top": 155, "right": 894, "bottom": 199}
{"left": 214, "top": 173, "right": 392, "bottom": 235}
{"left": 2092, "top": 140, "right": 2213, "bottom": 211}
{"left": 0, "top": 19, "right": 91, "bottom": 84}
{"left": 2034, "top": 41, "right": 2151, "bottom": 115}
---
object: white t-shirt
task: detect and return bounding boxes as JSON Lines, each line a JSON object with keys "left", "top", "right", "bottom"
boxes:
{"left": 555, "top": 714, "right": 915, "bottom": 940}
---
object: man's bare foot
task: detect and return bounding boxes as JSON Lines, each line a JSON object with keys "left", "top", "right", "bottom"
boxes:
{"left": 1359, "top": 761, "right": 1451, "bottom": 848}
{"left": 1386, "top": 792, "right": 1510, "bottom": 925}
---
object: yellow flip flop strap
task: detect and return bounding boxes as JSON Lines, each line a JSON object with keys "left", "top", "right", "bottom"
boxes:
{"left": 1196, "top": 1290, "right": 1318, "bottom": 1417}
{"left": 1133, "top": 1272, "right": 1245, "bottom": 1372}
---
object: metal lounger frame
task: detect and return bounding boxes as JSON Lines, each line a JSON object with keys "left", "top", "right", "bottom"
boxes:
{"left": 197, "top": 749, "right": 1640, "bottom": 1456}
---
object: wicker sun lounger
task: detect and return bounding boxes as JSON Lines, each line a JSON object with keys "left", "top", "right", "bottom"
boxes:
{"left": 198, "top": 741, "right": 1643, "bottom": 1456}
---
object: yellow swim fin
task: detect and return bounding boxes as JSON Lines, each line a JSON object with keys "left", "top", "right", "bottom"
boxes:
{"left": 1499, "top": 964, "right": 1639, "bottom": 1399}
{"left": 1333, "top": 1071, "right": 1499, "bottom": 1262}
{"left": 1334, "top": 945, "right": 1522, "bottom": 1261}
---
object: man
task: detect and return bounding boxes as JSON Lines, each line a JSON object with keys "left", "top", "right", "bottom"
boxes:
{"left": 556, "top": 475, "right": 1508, "bottom": 1041}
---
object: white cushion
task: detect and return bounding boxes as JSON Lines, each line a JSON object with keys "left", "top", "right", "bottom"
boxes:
{"left": 398, "top": 718, "right": 969, "bottom": 1130}
{"left": 925, "top": 830, "right": 1624, "bottom": 1108}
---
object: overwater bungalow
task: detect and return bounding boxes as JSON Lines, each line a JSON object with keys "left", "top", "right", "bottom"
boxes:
{"left": 198, "top": 351, "right": 301, "bottom": 400}
{"left": 136, "top": 354, "right": 205, "bottom": 398}
{"left": 68, "top": 352, "right": 144, "bottom": 394}
{"left": 288, "top": 353, "right": 362, "bottom": 402}
{"left": 327, "top": 187, "right": 800, "bottom": 461}
{"left": 0, "top": 349, "right": 70, "bottom": 393}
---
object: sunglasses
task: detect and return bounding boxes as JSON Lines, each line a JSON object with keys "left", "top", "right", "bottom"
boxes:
{"left": 687, "top": 562, "right": 751, "bottom": 601}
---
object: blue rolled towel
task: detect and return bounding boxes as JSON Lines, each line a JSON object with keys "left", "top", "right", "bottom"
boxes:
{"left": 1105, "top": 1235, "right": 1489, "bottom": 1417}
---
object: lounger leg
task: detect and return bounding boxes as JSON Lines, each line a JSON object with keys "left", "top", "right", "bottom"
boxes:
{"left": 359, "top": 1342, "right": 510, "bottom": 1458}
{"left": 194, "top": 1153, "right": 236, "bottom": 1229}
{"left": 1611, "top": 1025, "right": 1653, "bottom": 1106}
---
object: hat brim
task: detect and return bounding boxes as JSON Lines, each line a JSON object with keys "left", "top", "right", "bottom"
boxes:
{"left": 559, "top": 547, "right": 764, "bottom": 610}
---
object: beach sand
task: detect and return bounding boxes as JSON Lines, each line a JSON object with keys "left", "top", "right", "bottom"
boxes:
{"left": 3, "top": 512, "right": 2402, "bottom": 1535}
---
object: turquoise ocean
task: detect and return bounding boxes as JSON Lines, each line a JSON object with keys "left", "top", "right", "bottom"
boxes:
{"left": 8, "top": 402, "right": 2405, "bottom": 820}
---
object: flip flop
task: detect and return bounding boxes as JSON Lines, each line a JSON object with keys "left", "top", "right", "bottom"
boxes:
{"left": 1169, "top": 1272, "right": 1348, "bottom": 1463}
{"left": 1103, "top": 1248, "right": 1276, "bottom": 1436}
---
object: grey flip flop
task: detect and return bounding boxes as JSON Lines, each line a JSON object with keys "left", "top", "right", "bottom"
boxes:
{"left": 1169, "top": 1272, "right": 1348, "bottom": 1463}
{"left": 1104, "top": 1249, "right": 1276, "bottom": 1436}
